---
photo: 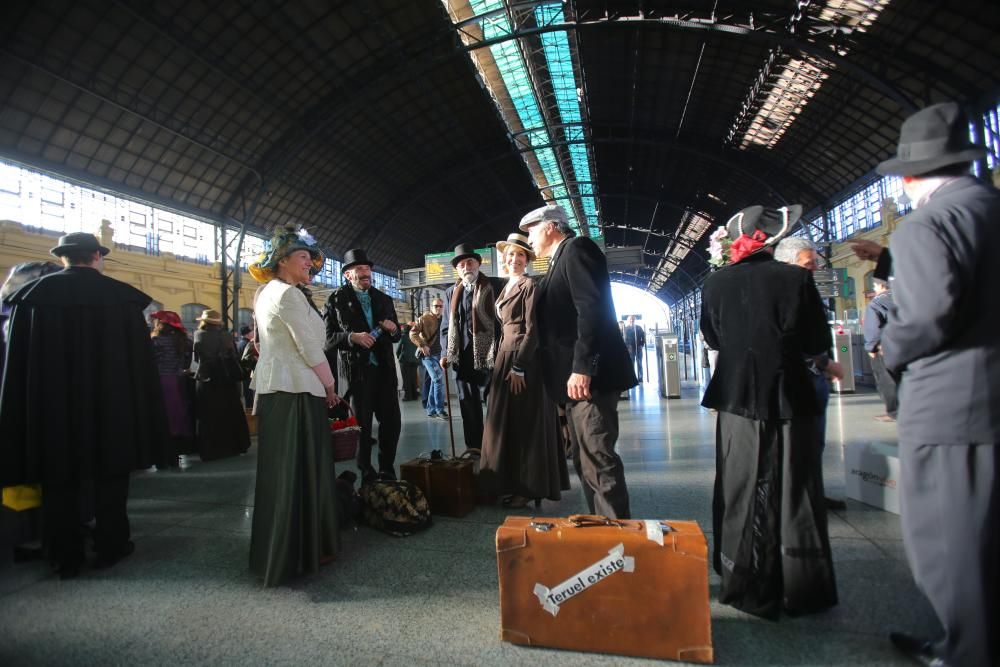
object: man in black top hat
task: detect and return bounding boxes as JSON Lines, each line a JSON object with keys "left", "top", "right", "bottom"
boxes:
{"left": 520, "top": 205, "right": 636, "bottom": 520}
{"left": 324, "top": 248, "right": 402, "bottom": 482}
{"left": 874, "top": 102, "right": 999, "bottom": 667}
{"left": 0, "top": 232, "right": 167, "bottom": 578}
{"left": 439, "top": 243, "right": 503, "bottom": 451}
{"left": 700, "top": 204, "right": 837, "bottom": 620}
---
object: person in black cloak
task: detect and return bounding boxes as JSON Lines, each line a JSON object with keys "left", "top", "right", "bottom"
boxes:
{"left": 700, "top": 204, "right": 837, "bottom": 620}
{"left": 0, "top": 232, "right": 167, "bottom": 579}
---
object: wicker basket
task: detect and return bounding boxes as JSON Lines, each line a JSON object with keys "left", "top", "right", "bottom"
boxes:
{"left": 330, "top": 406, "right": 360, "bottom": 462}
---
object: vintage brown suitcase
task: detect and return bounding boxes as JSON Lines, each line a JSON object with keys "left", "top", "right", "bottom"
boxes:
{"left": 399, "top": 458, "right": 475, "bottom": 518}
{"left": 496, "top": 514, "right": 713, "bottom": 663}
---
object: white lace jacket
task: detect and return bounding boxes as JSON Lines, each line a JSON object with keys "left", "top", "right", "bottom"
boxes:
{"left": 251, "top": 280, "right": 326, "bottom": 397}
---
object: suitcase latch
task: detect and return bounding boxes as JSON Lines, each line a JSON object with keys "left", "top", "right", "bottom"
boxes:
{"left": 530, "top": 521, "right": 554, "bottom": 532}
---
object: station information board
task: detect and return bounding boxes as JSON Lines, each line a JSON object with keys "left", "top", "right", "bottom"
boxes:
{"left": 423, "top": 247, "right": 496, "bottom": 284}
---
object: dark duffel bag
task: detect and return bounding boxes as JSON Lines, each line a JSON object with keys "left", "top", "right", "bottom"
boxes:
{"left": 359, "top": 480, "right": 432, "bottom": 537}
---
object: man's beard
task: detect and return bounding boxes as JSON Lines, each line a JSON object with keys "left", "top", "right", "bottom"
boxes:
{"left": 351, "top": 277, "right": 370, "bottom": 291}
{"left": 461, "top": 269, "right": 479, "bottom": 286}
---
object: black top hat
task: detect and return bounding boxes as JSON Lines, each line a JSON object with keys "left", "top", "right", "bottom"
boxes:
{"left": 726, "top": 204, "right": 802, "bottom": 246}
{"left": 450, "top": 243, "right": 482, "bottom": 268}
{"left": 342, "top": 248, "right": 374, "bottom": 272}
{"left": 50, "top": 232, "right": 110, "bottom": 258}
{"left": 876, "top": 102, "right": 987, "bottom": 177}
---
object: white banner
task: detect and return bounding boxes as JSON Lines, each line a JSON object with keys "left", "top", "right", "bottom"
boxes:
{"left": 533, "top": 543, "right": 635, "bottom": 617}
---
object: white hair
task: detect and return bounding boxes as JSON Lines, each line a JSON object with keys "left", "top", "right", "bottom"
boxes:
{"left": 774, "top": 236, "right": 816, "bottom": 265}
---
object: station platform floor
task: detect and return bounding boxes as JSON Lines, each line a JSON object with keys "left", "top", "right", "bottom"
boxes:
{"left": 0, "top": 380, "right": 938, "bottom": 666}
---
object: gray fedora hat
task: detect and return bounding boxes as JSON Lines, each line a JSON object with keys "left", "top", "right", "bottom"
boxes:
{"left": 50, "top": 232, "right": 110, "bottom": 258}
{"left": 876, "top": 102, "right": 986, "bottom": 177}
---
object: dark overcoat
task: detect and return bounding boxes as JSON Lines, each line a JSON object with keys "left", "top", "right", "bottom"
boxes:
{"left": 700, "top": 252, "right": 831, "bottom": 419}
{"left": 324, "top": 285, "right": 401, "bottom": 386}
{"left": 535, "top": 236, "right": 636, "bottom": 403}
{"left": 0, "top": 266, "right": 167, "bottom": 486}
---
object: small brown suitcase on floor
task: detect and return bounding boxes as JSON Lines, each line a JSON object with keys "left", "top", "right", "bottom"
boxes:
{"left": 244, "top": 408, "right": 258, "bottom": 436}
{"left": 399, "top": 458, "right": 475, "bottom": 518}
{"left": 496, "top": 514, "right": 713, "bottom": 663}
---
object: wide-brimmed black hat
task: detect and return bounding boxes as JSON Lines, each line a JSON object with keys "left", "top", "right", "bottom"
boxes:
{"left": 342, "top": 248, "right": 374, "bottom": 272}
{"left": 450, "top": 243, "right": 482, "bottom": 268}
{"left": 50, "top": 232, "right": 110, "bottom": 258}
{"left": 876, "top": 102, "right": 986, "bottom": 177}
{"left": 726, "top": 204, "right": 802, "bottom": 247}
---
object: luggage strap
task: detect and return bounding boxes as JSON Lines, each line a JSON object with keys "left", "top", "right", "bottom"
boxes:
{"left": 568, "top": 514, "right": 627, "bottom": 528}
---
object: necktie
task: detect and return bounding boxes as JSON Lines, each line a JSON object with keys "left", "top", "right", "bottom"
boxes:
{"left": 357, "top": 290, "right": 378, "bottom": 366}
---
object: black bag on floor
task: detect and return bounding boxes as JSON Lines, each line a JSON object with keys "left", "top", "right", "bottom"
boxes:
{"left": 359, "top": 480, "right": 432, "bottom": 537}
{"left": 335, "top": 470, "right": 362, "bottom": 530}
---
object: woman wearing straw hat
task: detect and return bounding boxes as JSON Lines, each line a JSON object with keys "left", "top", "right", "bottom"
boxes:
{"left": 479, "top": 233, "right": 569, "bottom": 508}
{"left": 192, "top": 308, "right": 250, "bottom": 461}
{"left": 247, "top": 224, "right": 345, "bottom": 587}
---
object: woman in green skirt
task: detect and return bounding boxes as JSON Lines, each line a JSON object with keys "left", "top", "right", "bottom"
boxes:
{"left": 247, "top": 225, "right": 346, "bottom": 587}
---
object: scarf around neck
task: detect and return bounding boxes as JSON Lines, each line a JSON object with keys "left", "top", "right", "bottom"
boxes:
{"left": 446, "top": 274, "right": 496, "bottom": 372}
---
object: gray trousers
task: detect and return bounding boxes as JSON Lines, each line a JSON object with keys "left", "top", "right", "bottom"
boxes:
{"left": 565, "top": 389, "right": 631, "bottom": 519}
{"left": 900, "top": 442, "right": 998, "bottom": 667}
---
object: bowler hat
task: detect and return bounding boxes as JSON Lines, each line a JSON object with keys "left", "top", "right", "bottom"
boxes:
{"left": 726, "top": 204, "right": 802, "bottom": 247}
{"left": 450, "top": 243, "right": 482, "bottom": 268}
{"left": 496, "top": 232, "right": 535, "bottom": 262}
{"left": 50, "top": 232, "right": 110, "bottom": 258}
{"left": 342, "top": 248, "right": 374, "bottom": 272}
{"left": 876, "top": 102, "right": 986, "bottom": 177}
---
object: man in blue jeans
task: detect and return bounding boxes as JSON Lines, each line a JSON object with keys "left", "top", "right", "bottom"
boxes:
{"left": 410, "top": 298, "right": 447, "bottom": 419}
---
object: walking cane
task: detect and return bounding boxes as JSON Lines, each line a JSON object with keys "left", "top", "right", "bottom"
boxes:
{"left": 442, "top": 363, "right": 457, "bottom": 458}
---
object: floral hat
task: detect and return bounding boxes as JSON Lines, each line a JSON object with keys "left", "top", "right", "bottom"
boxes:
{"left": 248, "top": 224, "right": 325, "bottom": 283}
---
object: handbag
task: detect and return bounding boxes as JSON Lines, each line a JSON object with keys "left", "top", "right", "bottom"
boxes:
{"left": 2, "top": 484, "right": 42, "bottom": 511}
{"left": 330, "top": 405, "right": 361, "bottom": 463}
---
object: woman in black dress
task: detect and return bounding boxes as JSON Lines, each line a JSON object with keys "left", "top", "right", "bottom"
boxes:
{"left": 192, "top": 309, "right": 250, "bottom": 461}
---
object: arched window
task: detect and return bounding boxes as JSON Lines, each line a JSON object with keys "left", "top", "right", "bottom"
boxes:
{"left": 181, "top": 303, "right": 209, "bottom": 333}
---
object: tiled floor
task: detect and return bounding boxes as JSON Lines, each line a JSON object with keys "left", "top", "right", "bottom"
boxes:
{"left": 0, "top": 380, "right": 938, "bottom": 665}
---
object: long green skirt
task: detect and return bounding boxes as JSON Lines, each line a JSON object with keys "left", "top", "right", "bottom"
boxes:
{"left": 250, "top": 392, "right": 339, "bottom": 587}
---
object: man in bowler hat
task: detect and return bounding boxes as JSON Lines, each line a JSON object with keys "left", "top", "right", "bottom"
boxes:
{"left": 324, "top": 248, "right": 402, "bottom": 482}
{"left": 439, "top": 244, "right": 503, "bottom": 451}
{"left": 0, "top": 232, "right": 167, "bottom": 578}
{"left": 876, "top": 101, "right": 999, "bottom": 667}
{"left": 520, "top": 205, "right": 635, "bottom": 519}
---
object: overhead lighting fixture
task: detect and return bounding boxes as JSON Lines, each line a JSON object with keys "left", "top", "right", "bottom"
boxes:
{"left": 729, "top": 0, "right": 892, "bottom": 150}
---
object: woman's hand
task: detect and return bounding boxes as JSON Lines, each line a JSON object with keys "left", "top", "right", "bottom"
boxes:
{"left": 506, "top": 371, "right": 525, "bottom": 395}
{"left": 324, "top": 385, "right": 343, "bottom": 408}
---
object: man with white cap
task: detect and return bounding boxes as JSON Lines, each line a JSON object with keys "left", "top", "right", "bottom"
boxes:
{"left": 520, "top": 204, "right": 636, "bottom": 519}
{"left": 875, "top": 101, "right": 999, "bottom": 667}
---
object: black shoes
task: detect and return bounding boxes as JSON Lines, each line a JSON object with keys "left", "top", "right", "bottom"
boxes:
{"left": 889, "top": 632, "right": 949, "bottom": 667}
{"left": 825, "top": 497, "right": 847, "bottom": 511}
{"left": 94, "top": 541, "right": 135, "bottom": 570}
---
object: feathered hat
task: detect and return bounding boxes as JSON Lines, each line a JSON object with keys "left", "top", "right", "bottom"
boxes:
{"left": 248, "top": 224, "right": 325, "bottom": 283}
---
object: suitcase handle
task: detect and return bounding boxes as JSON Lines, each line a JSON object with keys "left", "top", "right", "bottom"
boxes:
{"left": 567, "top": 514, "right": 628, "bottom": 528}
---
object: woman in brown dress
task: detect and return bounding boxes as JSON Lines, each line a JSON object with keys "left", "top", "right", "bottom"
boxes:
{"left": 480, "top": 233, "right": 568, "bottom": 508}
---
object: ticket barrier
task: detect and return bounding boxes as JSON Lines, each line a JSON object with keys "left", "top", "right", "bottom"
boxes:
{"left": 656, "top": 334, "right": 681, "bottom": 399}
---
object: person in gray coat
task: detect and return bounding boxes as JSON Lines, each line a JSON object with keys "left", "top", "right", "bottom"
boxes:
{"left": 861, "top": 278, "right": 898, "bottom": 422}
{"left": 878, "top": 101, "right": 999, "bottom": 667}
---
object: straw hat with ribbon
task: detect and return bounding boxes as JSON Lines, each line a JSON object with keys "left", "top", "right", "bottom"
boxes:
{"left": 195, "top": 309, "right": 223, "bottom": 326}
{"left": 496, "top": 232, "right": 535, "bottom": 262}
{"left": 248, "top": 224, "right": 325, "bottom": 283}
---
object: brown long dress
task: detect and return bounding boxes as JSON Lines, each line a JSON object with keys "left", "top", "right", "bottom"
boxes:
{"left": 480, "top": 276, "right": 569, "bottom": 500}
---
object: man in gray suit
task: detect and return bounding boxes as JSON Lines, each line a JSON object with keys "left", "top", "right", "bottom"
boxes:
{"left": 878, "top": 102, "right": 999, "bottom": 667}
